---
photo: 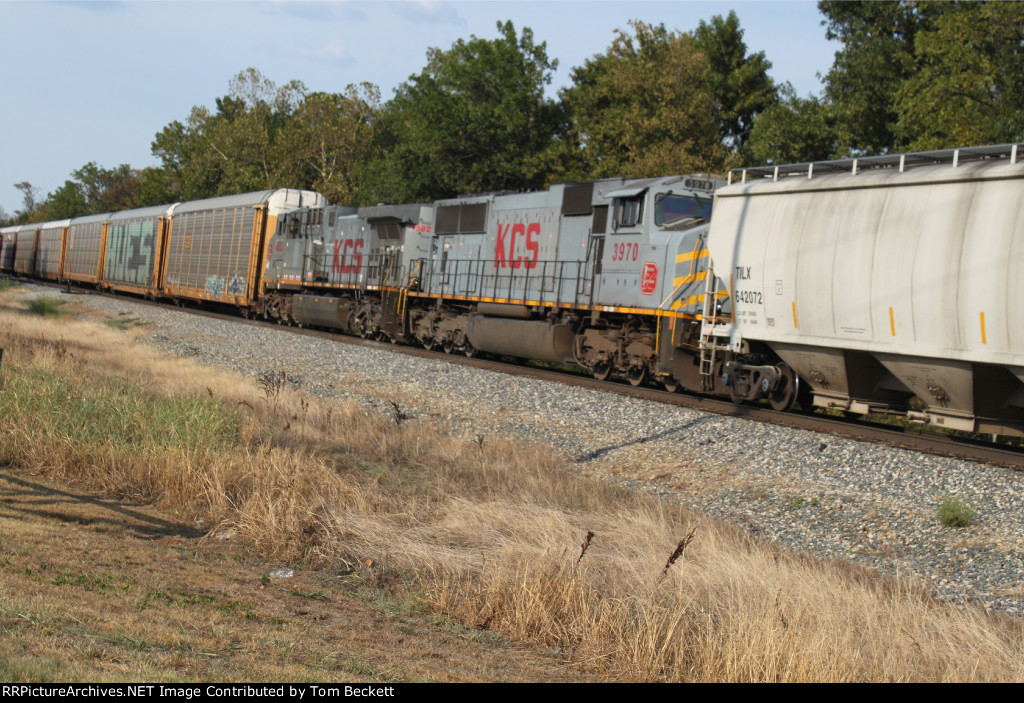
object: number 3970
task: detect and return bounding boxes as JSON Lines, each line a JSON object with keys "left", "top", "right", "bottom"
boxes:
{"left": 612, "top": 242, "right": 639, "bottom": 262}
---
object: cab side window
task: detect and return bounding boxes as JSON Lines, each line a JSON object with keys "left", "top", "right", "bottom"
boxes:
{"left": 614, "top": 196, "right": 644, "bottom": 230}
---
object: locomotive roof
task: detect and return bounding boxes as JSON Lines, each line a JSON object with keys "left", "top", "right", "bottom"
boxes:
{"left": 359, "top": 203, "right": 429, "bottom": 222}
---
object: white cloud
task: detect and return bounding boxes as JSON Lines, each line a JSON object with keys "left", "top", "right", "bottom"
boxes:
{"left": 300, "top": 40, "right": 354, "bottom": 65}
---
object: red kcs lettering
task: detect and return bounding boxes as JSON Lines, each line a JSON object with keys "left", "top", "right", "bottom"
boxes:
{"left": 332, "top": 238, "right": 364, "bottom": 274}
{"left": 495, "top": 223, "right": 539, "bottom": 269}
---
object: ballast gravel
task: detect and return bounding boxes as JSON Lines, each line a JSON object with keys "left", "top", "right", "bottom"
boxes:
{"left": 23, "top": 286, "right": 1024, "bottom": 617}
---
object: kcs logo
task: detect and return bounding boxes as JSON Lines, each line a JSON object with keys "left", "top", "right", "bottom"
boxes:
{"left": 332, "top": 238, "right": 364, "bottom": 274}
{"left": 495, "top": 223, "right": 540, "bottom": 269}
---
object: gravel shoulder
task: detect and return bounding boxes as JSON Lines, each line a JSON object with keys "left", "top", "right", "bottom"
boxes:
{"left": 29, "top": 285, "right": 1024, "bottom": 617}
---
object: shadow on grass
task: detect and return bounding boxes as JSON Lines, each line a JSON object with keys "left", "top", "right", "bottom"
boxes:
{"left": 0, "top": 471, "right": 205, "bottom": 540}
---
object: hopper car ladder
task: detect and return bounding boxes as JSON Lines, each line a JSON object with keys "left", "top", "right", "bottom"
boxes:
{"left": 698, "top": 270, "right": 720, "bottom": 391}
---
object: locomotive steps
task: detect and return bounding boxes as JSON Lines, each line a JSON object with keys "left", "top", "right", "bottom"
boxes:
{"left": 3, "top": 283, "right": 1024, "bottom": 682}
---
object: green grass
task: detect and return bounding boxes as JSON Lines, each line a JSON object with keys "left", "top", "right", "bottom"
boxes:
{"left": 936, "top": 494, "right": 978, "bottom": 528}
{"left": 26, "top": 297, "right": 69, "bottom": 317}
{"left": 0, "top": 366, "right": 241, "bottom": 455}
{"left": 105, "top": 316, "right": 150, "bottom": 331}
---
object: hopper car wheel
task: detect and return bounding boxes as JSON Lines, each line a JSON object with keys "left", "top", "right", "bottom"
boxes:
{"left": 662, "top": 377, "right": 680, "bottom": 393}
{"left": 769, "top": 363, "right": 799, "bottom": 412}
{"left": 359, "top": 326, "right": 372, "bottom": 339}
{"left": 593, "top": 363, "right": 612, "bottom": 382}
{"left": 728, "top": 380, "right": 745, "bottom": 405}
{"left": 443, "top": 339, "right": 455, "bottom": 354}
{"left": 628, "top": 366, "right": 649, "bottom": 387}
{"left": 464, "top": 343, "right": 477, "bottom": 359}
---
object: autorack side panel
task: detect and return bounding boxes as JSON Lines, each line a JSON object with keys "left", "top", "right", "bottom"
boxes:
{"left": 34, "top": 220, "right": 71, "bottom": 280}
{"left": 64, "top": 213, "right": 112, "bottom": 283}
{"left": 103, "top": 204, "right": 178, "bottom": 296}
{"left": 1, "top": 226, "right": 20, "bottom": 272}
{"left": 163, "top": 194, "right": 264, "bottom": 305}
{"left": 164, "top": 189, "right": 323, "bottom": 306}
{"left": 13, "top": 224, "right": 38, "bottom": 275}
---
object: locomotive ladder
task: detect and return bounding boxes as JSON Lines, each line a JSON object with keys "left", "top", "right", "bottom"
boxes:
{"left": 697, "top": 270, "right": 720, "bottom": 391}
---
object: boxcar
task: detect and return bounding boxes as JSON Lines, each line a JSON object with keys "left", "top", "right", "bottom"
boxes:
{"left": 64, "top": 213, "right": 112, "bottom": 284}
{"left": 0, "top": 226, "right": 18, "bottom": 272}
{"left": 162, "top": 189, "right": 324, "bottom": 307}
{"left": 102, "top": 203, "right": 178, "bottom": 297}
{"left": 34, "top": 219, "right": 70, "bottom": 281}
{"left": 13, "top": 224, "right": 38, "bottom": 275}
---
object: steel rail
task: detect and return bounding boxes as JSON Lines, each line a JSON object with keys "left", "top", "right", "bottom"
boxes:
{"left": 19, "top": 276, "right": 1024, "bottom": 469}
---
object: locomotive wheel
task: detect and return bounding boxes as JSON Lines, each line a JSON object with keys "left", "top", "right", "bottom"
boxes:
{"left": 769, "top": 363, "right": 799, "bottom": 412}
{"left": 628, "top": 366, "right": 649, "bottom": 387}
{"left": 593, "top": 363, "right": 612, "bottom": 382}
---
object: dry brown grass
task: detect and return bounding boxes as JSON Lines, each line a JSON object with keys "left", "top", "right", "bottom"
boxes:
{"left": 2, "top": 291, "right": 1024, "bottom": 682}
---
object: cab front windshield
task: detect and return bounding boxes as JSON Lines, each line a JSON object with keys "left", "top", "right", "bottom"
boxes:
{"left": 654, "top": 194, "right": 712, "bottom": 228}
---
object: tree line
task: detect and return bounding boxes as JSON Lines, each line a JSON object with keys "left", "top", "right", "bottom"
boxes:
{"left": 6, "top": 2, "right": 1024, "bottom": 225}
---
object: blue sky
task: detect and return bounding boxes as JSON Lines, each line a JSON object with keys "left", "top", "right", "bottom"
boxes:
{"left": 0, "top": 0, "right": 837, "bottom": 215}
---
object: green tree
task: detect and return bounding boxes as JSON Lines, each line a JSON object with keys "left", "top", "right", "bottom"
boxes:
{"left": 151, "top": 109, "right": 224, "bottom": 201}
{"left": 745, "top": 86, "right": 838, "bottom": 165}
{"left": 151, "top": 68, "right": 309, "bottom": 200}
{"left": 366, "top": 21, "right": 566, "bottom": 202}
{"left": 41, "top": 180, "right": 88, "bottom": 219}
{"left": 818, "top": 0, "right": 949, "bottom": 154}
{"left": 274, "top": 84, "right": 382, "bottom": 205}
{"left": 71, "top": 162, "right": 140, "bottom": 213}
{"left": 562, "top": 21, "right": 729, "bottom": 179}
{"left": 897, "top": 2, "right": 1024, "bottom": 149}
{"left": 693, "top": 11, "right": 777, "bottom": 153}
{"left": 13, "top": 182, "right": 39, "bottom": 221}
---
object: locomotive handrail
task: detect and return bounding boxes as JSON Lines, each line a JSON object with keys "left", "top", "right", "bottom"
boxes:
{"left": 415, "top": 257, "right": 588, "bottom": 307}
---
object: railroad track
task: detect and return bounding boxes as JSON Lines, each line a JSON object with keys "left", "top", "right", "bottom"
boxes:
{"left": 16, "top": 276, "right": 1024, "bottom": 472}
{"left": 22, "top": 277, "right": 1024, "bottom": 469}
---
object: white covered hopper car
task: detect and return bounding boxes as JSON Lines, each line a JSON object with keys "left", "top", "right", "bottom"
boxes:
{"left": 704, "top": 144, "right": 1024, "bottom": 436}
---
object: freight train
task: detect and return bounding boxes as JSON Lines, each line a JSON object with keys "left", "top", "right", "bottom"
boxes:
{"left": 3, "top": 143, "right": 1024, "bottom": 437}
